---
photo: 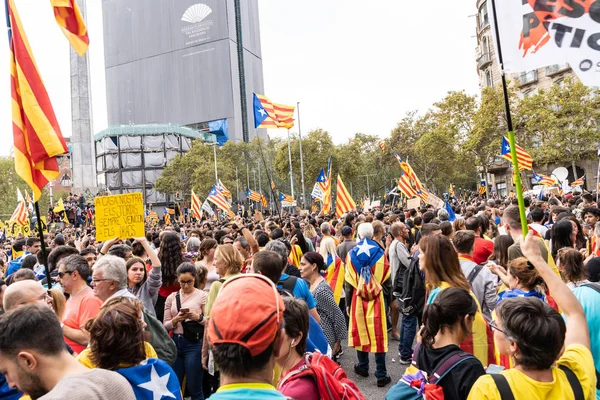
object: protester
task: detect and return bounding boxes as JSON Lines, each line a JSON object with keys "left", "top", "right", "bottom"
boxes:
{"left": 550, "top": 219, "right": 578, "bottom": 261}
{"left": 156, "top": 231, "right": 185, "bottom": 322}
{"left": 465, "top": 216, "right": 494, "bottom": 264}
{"left": 57, "top": 254, "right": 102, "bottom": 354}
{"left": 468, "top": 230, "right": 597, "bottom": 399}
{"left": 345, "top": 222, "right": 392, "bottom": 387}
{"left": 487, "top": 234, "right": 514, "bottom": 269}
{"left": 164, "top": 262, "right": 207, "bottom": 400}
{"left": 299, "top": 252, "right": 346, "bottom": 357}
{"left": 206, "top": 274, "right": 287, "bottom": 399}
{"left": 0, "top": 305, "right": 136, "bottom": 399}
{"left": 126, "top": 237, "right": 162, "bottom": 316}
{"left": 196, "top": 238, "right": 219, "bottom": 290}
{"left": 318, "top": 236, "right": 345, "bottom": 305}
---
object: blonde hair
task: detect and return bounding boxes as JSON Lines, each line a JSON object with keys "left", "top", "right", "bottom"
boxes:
{"left": 216, "top": 244, "right": 244, "bottom": 275}
{"left": 303, "top": 224, "right": 317, "bottom": 239}
{"left": 49, "top": 289, "right": 66, "bottom": 320}
{"left": 319, "top": 237, "right": 338, "bottom": 261}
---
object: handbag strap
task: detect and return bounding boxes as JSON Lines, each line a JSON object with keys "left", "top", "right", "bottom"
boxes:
{"left": 491, "top": 374, "right": 515, "bottom": 400}
{"left": 558, "top": 365, "right": 585, "bottom": 400}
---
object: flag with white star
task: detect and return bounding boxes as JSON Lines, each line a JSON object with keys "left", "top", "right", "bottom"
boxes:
{"left": 116, "top": 358, "right": 182, "bottom": 400}
{"left": 253, "top": 93, "right": 278, "bottom": 128}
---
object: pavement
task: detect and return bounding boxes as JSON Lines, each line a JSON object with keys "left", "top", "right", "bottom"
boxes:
{"left": 337, "top": 333, "right": 409, "bottom": 399}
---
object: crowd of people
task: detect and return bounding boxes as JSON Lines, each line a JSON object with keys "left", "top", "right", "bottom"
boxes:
{"left": 0, "top": 190, "right": 599, "bottom": 399}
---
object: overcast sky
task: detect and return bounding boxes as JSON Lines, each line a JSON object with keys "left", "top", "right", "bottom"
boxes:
{"left": 0, "top": 0, "right": 480, "bottom": 156}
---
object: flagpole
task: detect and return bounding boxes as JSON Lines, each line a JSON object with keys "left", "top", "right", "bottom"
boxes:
{"left": 286, "top": 129, "right": 295, "bottom": 198}
{"left": 257, "top": 160, "right": 263, "bottom": 212}
{"left": 490, "top": 0, "right": 529, "bottom": 236}
{"left": 235, "top": 166, "right": 240, "bottom": 203}
{"left": 34, "top": 202, "right": 52, "bottom": 289}
{"left": 255, "top": 133, "right": 281, "bottom": 219}
{"left": 297, "top": 102, "right": 307, "bottom": 209}
{"left": 212, "top": 143, "right": 218, "bottom": 186}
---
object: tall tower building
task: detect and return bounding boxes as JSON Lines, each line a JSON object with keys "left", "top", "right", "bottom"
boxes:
{"left": 102, "top": 0, "right": 265, "bottom": 143}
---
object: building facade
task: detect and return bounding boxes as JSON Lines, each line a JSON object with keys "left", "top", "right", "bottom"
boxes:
{"left": 475, "top": 0, "right": 597, "bottom": 196}
{"left": 102, "top": 0, "right": 265, "bottom": 143}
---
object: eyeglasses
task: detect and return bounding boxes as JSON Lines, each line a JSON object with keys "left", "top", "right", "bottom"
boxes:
{"left": 57, "top": 271, "right": 72, "bottom": 279}
{"left": 489, "top": 320, "right": 504, "bottom": 334}
{"left": 90, "top": 278, "right": 112, "bottom": 285}
{"left": 178, "top": 279, "right": 194, "bottom": 285}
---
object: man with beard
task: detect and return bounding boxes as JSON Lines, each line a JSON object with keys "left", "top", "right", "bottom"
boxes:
{"left": 0, "top": 305, "right": 135, "bottom": 399}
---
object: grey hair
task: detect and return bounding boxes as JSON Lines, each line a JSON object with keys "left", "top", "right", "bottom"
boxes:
{"left": 264, "top": 240, "right": 288, "bottom": 269}
{"left": 320, "top": 222, "right": 330, "bottom": 236}
{"left": 94, "top": 255, "right": 127, "bottom": 289}
{"left": 357, "top": 223, "right": 374, "bottom": 239}
{"left": 186, "top": 237, "right": 201, "bottom": 252}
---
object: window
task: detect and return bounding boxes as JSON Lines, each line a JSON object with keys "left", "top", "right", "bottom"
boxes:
{"left": 479, "top": 2, "right": 489, "bottom": 28}
{"left": 482, "top": 36, "right": 489, "bottom": 55}
{"left": 523, "top": 88, "right": 538, "bottom": 98}
{"left": 485, "top": 69, "right": 493, "bottom": 87}
{"left": 555, "top": 79, "right": 564, "bottom": 87}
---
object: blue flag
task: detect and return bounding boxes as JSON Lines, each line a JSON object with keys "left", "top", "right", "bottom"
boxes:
{"left": 253, "top": 93, "right": 269, "bottom": 128}
{"left": 445, "top": 201, "right": 456, "bottom": 222}
{"left": 116, "top": 358, "right": 182, "bottom": 400}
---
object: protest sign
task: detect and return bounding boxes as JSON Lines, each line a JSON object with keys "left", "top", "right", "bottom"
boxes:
{"left": 425, "top": 192, "right": 445, "bottom": 209}
{"left": 407, "top": 197, "right": 421, "bottom": 211}
{"left": 95, "top": 193, "right": 144, "bottom": 242}
{"left": 491, "top": 0, "right": 600, "bottom": 86}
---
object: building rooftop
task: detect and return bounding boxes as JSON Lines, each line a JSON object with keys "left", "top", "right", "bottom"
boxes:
{"left": 94, "top": 123, "right": 217, "bottom": 143}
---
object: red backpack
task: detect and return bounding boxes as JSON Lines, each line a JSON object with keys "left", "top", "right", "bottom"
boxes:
{"left": 278, "top": 352, "right": 365, "bottom": 400}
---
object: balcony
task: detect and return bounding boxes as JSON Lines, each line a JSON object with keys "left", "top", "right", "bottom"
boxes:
{"left": 545, "top": 63, "right": 570, "bottom": 77}
{"left": 517, "top": 70, "right": 538, "bottom": 87}
{"left": 477, "top": 53, "right": 492, "bottom": 70}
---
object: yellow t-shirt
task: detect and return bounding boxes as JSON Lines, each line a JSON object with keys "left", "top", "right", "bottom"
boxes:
{"left": 76, "top": 341, "right": 158, "bottom": 369}
{"left": 468, "top": 344, "right": 596, "bottom": 400}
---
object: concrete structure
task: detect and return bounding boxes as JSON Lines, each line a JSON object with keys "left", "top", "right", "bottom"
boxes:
{"left": 475, "top": 0, "right": 597, "bottom": 196}
{"left": 70, "top": 0, "right": 96, "bottom": 193}
{"left": 94, "top": 124, "right": 216, "bottom": 206}
{"left": 102, "top": 0, "right": 265, "bottom": 143}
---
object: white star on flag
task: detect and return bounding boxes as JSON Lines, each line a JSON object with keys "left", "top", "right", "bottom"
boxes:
{"left": 504, "top": 144, "right": 510, "bottom": 152}
{"left": 258, "top": 107, "right": 267, "bottom": 117}
{"left": 355, "top": 239, "right": 376, "bottom": 257}
{"left": 137, "top": 364, "right": 176, "bottom": 400}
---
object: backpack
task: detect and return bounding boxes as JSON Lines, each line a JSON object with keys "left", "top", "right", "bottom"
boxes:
{"left": 278, "top": 352, "right": 365, "bottom": 400}
{"left": 399, "top": 252, "right": 425, "bottom": 316}
{"left": 385, "top": 343, "right": 475, "bottom": 400}
{"left": 467, "top": 264, "right": 484, "bottom": 285}
{"left": 392, "top": 241, "right": 411, "bottom": 295}
{"left": 142, "top": 308, "right": 177, "bottom": 366}
{"left": 490, "top": 365, "right": 584, "bottom": 400}
{"left": 277, "top": 275, "right": 297, "bottom": 298}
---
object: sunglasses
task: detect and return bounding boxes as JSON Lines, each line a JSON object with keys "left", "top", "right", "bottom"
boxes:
{"left": 57, "top": 271, "right": 72, "bottom": 278}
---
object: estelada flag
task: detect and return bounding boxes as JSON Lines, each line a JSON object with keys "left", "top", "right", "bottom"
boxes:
{"left": 51, "top": 0, "right": 89, "bottom": 56}
{"left": 335, "top": 174, "right": 356, "bottom": 219}
{"left": 325, "top": 254, "right": 345, "bottom": 305}
{"left": 246, "top": 189, "right": 262, "bottom": 202}
{"left": 191, "top": 190, "right": 202, "bottom": 220}
{"left": 9, "top": 201, "right": 27, "bottom": 225}
{"left": 501, "top": 137, "right": 533, "bottom": 171}
{"left": 273, "top": 103, "right": 295, "bottom": 129}
{"left": 7, "top": 0, "right": 69, "bottom": 201}
{"left": 217, "top": 180, "right": 231, "bottom": 199}
{"left": 207, "top": 186, "right": 231, "bottom": 210}
{"left": 345, "top": 238, "right": 390, "bottom": 353}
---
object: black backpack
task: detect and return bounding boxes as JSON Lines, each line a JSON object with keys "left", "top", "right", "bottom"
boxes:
{"left": 399, "top": 251, "right": 425, "bottom": 316}
{"left": 277, "top": 275, "right": 297, "bottom": 298}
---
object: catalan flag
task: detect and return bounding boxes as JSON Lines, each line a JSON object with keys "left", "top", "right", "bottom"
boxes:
{"left": 226, "top": 210, "right": 235, "bottom": 219}
{"left": 377, "top": 140, "right": 386, "bottom": 153}
{"left": 325, "top": 254, "right": 345, "bottom": 305}
{"left": 335, "top": 174, "right": 356, "bottom": 219}
{"left": 345, "top": 238, "right": 390, "bottom": 353}
{"left": 246, "top": 189, "right": 262, "bottom": 203}
{"left": 478, "top": 180, "right": 487, "bottom": 195}
{"left": 207, "top": 186, "right": 231, "bottom": 210}
{"left": 532, "top": 171, "right": 558, "bottom": 186}
{"left": 316, "top": 168, "right": 328, "bottom": 194}
{"left": 7, "top": 0, "right": 69, "bottom": 201}
{"left": 396, "top": 174, "right": 416, "bottom": 199}
{"left": 261, "top": 195, "right": 268, "bottom": 208}
{"left": 449, "top": 183, "right": 455, "bottom": 199}
{"left": 273, "top": 103, "right": 295, "bottom": 129}
{"left": 253, "top": 93, "right": 278, "bottom": 128}
{"left": 271, "top": 180, "right": 276, "bottom": 190}
{"left": 311, "top": 201, "right": 318, "bottom": 213}
{"left": 217, "top": 180, "right": 231, "bottom": 199}
{"left": 571, "top": 175, "right": 585, "bottom": 187}
{"left": 279, "top": 192, "right": 295, "bottom": 205}
{"left": 9, "top": 199, "right": 27, "bottom": 225}
{"left": 391, "top": 150, "right": 427, "bottom": 200}
{"left": 501, "top": 136, "right": 533, "bottom": 171}
{"left": 321, "top": 156, "right": 333, "bottom": 214}
{"left": 191, "top": 189, "right": 202, "bottom": 220}
{"left": 51, "top": 0, "right": 89, "bottom": 56}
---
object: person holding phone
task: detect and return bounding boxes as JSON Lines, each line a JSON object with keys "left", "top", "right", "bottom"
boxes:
{"left": 164, "top": 262, "right": 207, "bottom": 400}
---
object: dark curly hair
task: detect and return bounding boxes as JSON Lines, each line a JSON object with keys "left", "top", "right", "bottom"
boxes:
{"left": 158, "top": 232, "right": 185, "bottom": 286}
{"left": 85, "top": 297, "right": 146, "bottom": 370}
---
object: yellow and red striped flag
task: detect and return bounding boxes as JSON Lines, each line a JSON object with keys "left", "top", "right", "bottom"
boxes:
{"left": 226, "top": 210, "right": 235, "bottom": 219}
{"left": 246, "top": 189, "right": 262, "bottom": 202}
{"left": 325, "top": 254, "right": 345, "bottom": 305}
{"left": 207, "top": 186, "right": 231, "bottom": 210}
{"left": 9, "top": 200, "right": 27, "bottom": 225}
{"left": 571, "top": 176, "right": 585, "bottom": 187}
{"left": 273, "top": 103, "right": 295, "bottom": 129}
{"left": 279, "top": 192, "right": 295, "bottom": 205}
{"left": 377, "top": 140, "right": 386, "bottom": 153}
{"left": 397, "top": 174, "right": 417, "bottom": 199}
{"left": 51, "top": 0, "right": 89, "bottom": 56}
{"left": 501, "top": 136, "right": 533, "bottom": 171}
{"left": 8, "top": 0, "right": 69, "bottom": 202}
{"left": 217, "top": 180, "right": 231, "bottom": 199}
{"left": 253, "top": 93, "right": 279, "bottom": 128}
{"left": 335, "top": 175, "right": 356, "bottom": 218}
{"left": 261, "top": 195, "right": 268, "bottom": 208}
{"left": 191, "top": 190, "right": 202, "bottom": 220}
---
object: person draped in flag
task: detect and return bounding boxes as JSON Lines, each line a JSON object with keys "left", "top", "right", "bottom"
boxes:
{"left": 420, "top": 234, "right": 496, "bottom": 367}
{"left": 318, "top": 237, "right": 345, "bottom": 306}
{"left": 583, "top": 207, "right": 600, "bottom": 257}
{"left": 288, "top": 228, "right": 308, "bottom": 267}
{"left": 345, "top": 223, "right": 392, "bottom": 387}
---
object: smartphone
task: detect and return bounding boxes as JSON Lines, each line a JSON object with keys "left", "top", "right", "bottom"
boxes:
{"left": 180, "top": 308, "right": 189, "bottom": 313}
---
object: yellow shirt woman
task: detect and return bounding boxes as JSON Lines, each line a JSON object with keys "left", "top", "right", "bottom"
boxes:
{"left": 76, "top": 341, "right": 157, "bottom": 369}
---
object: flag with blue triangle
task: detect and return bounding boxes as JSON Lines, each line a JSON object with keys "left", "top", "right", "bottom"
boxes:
{"left": 116, "top": 358, "right": 182, "bottom": 400}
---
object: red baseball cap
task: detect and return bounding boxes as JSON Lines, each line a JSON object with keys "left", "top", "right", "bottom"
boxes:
{"left": 208, "top": 274, "right": 285, "bottom": 357}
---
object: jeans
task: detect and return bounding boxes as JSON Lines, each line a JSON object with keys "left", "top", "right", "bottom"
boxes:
{"left": 173, "top": 334, "right": 204, "bottom": 400}
{"left": 399, "top": 313, "right": 420, "bottom": 360}
{"left": 356, "top": 350, "right": 388, "bottom": 380}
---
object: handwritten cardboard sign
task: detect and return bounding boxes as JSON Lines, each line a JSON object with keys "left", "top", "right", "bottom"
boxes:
{"left": 95, "top": 193, "right": 144, "bottom": 242}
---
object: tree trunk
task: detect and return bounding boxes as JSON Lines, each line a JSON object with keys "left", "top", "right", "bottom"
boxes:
{"left": 484, "top": 166, "right": 489, "bottom": 198}
{"left": 571, "top": 160, "right": 578, "bottom": 181}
